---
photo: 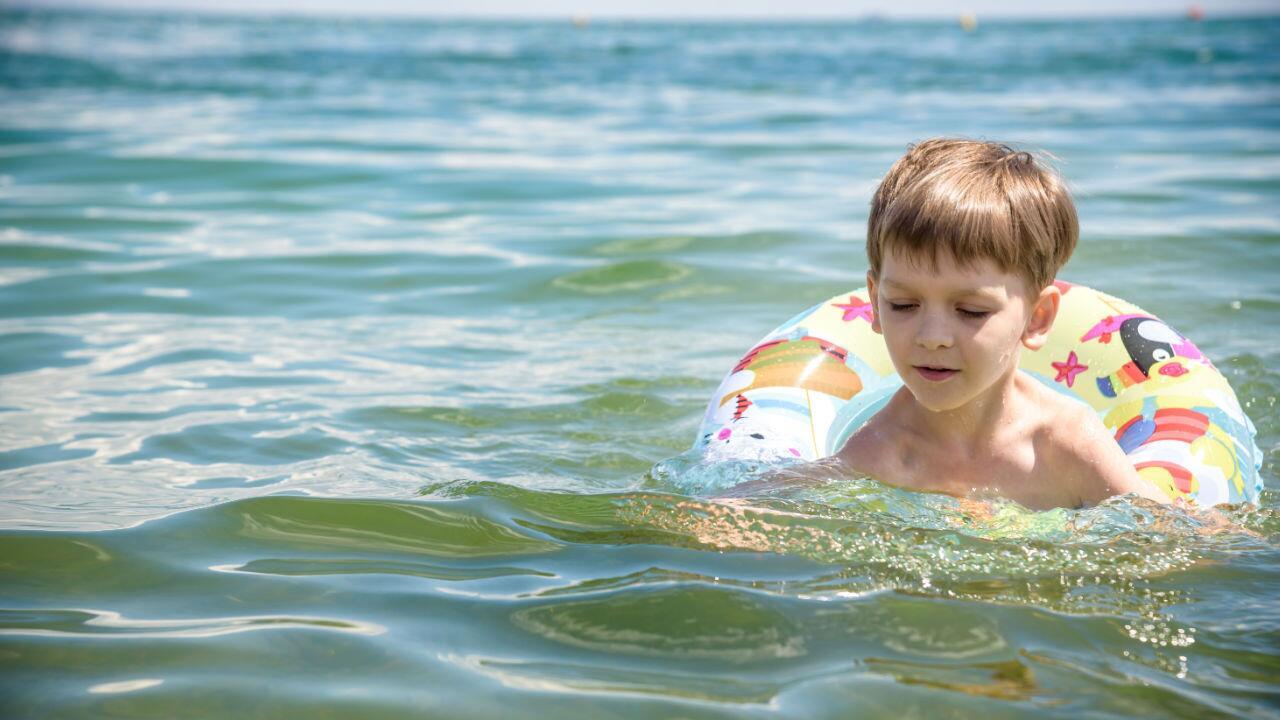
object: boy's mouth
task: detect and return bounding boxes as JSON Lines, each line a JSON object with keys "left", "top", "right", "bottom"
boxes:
{"left": 914, "top": 365, "right": 958, "bottom": 382}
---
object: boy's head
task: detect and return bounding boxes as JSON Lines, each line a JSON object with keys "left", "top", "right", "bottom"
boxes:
{"left": 866, "top": 138, "right": 1078, "bottom": 294}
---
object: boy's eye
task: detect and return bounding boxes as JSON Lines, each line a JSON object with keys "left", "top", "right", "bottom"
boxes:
{"left": 958, "top": 308, "right": 990, "bottom": 319}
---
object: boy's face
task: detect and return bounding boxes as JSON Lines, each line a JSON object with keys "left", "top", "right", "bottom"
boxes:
{"left": 867, "top": 250, "right": 1058, "bottom": 413}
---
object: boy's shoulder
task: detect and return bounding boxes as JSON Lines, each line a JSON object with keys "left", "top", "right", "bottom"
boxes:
{"left": 1022, "top": 382, "right": 1112, "bottom": 460}
{"left": 835, "top": 406, "right": 905, "bottom": 480}
{"left": 1021, "top": 380, "right": 1167, "bottom": 505}
{"left": 835, "top": 390, "right": 947, "bottom": 491}
{"left": 1023, "top": 381, "right": 1097, "bottom": 434}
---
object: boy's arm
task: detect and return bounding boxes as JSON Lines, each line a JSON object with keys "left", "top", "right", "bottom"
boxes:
{"left": 1075, "top": 419, "right": 1257, "bottom": 534}
{"left": 713, "top": 428, "right": 885, "bottom": 500}
{"left": 712, "top": 457, "right": 852, "bottom": 498}
{"left": 1099, "top": 459, "right": 1172, "bottom": 504}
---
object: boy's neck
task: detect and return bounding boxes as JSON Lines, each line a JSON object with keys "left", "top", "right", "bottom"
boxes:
{"left": 904, "top": 367, "right": 1027, "bottom": 454}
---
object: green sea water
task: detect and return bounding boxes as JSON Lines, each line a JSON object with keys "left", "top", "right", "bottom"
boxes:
{"left": 1, "top": 8, "right": 1278, "bottom": 718}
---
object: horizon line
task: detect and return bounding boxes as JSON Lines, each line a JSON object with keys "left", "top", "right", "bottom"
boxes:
{"left": 9, "top": 2, "right": 1280, "bottom": 22}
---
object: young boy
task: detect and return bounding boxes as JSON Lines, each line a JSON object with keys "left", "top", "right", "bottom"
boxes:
{"left": 835, "top": 138, "right": 1169, "bottom": 510}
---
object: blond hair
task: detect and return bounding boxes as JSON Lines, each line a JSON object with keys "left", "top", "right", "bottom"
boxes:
{"left": 866, "top": 138, "right": 1078, "bottom": 292}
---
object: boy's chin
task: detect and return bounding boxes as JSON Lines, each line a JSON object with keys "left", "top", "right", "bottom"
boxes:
{"left": 903, "top": 383, "right": 971, "bottom": 414}
{"left": 915, "top": 398, "right": 969, "bottom": 414}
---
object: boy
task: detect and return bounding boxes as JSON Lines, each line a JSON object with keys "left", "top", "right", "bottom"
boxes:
{"left": 835, "top": 138, "right": 1169, "bottom": 510}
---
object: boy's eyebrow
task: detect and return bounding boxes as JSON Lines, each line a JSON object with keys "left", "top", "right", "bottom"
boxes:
{"left": 957, "top": 287, "right": 1004, "bottom": 301}
{"left": 880, "top": 278, "right": 1004, "bottom": 300}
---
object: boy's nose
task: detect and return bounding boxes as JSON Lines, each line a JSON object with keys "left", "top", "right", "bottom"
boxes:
{"left": 915, "top": 314, "right": 954, "bottom": 349}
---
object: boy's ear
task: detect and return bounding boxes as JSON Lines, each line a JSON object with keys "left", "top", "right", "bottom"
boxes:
{"left": 866, "top": 271, "right": 882, "bottom": 334}
{"left": 1022, "top": 283, "right": 1061, "bottom": 351}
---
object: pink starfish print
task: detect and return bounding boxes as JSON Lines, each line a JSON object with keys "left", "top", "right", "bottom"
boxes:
{"left": 832, "top": 296, "right": 874, "bottom": 323}
{"left": 1051, "top": 351, "right": 1088, "bottom": 388}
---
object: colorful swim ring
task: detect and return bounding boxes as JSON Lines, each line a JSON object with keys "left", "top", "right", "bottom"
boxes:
{"left": 694, "top": 281, "right": 1262, "bottom": 506}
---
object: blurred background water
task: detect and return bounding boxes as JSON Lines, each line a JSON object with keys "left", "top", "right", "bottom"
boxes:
{"left": 1, "top": 7, "right": 1278, "bottom": 718}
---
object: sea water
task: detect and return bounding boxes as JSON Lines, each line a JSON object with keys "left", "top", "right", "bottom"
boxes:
{"left": 1, "top": 8, "right": 1278, "bottom": 718}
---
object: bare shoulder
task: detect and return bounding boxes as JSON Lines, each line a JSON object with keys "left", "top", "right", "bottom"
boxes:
{"left": 1030, "top": 386, "right": 1169, "bottom": 505}
{"left": 835, "top": 404, "right": 905, "bottom": 480}
{"left": 1033, "top": 388, "right": 1107, "bottom": 447}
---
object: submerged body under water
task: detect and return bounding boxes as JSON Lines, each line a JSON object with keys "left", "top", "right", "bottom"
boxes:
{"left": 2, "top": 8, "right": 1278, "bottom": 718}
{"left": 4, "top": 482, "right": 1277, "bottom": 717}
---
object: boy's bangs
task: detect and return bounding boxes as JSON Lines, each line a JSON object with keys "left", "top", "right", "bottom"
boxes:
{"left": 875, "top": 189, "right": 1029, "bottom": 284}
{"left": 866, "top": 138, "right": 1078, "bottom": 292}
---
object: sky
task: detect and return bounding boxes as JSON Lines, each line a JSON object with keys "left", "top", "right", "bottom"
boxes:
{"left": 12, "top": 0, "right": 1280, "bottom": 19}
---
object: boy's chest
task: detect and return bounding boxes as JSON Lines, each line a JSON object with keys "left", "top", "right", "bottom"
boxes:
{"left": 889, "top": 439, "right": 1073, "bottom": 509}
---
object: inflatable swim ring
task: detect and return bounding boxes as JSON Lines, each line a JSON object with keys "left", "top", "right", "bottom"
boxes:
{"left": 694, "top": 281, "right": 1262, "bottom": 506}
